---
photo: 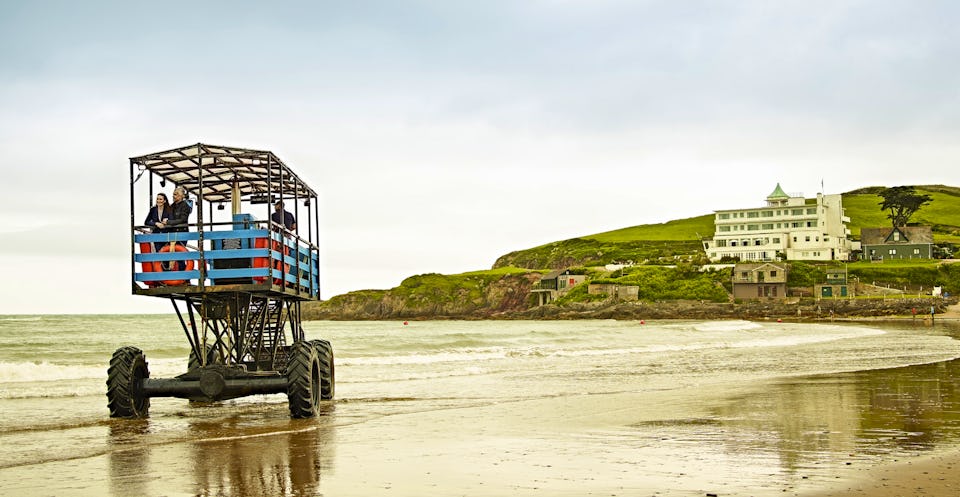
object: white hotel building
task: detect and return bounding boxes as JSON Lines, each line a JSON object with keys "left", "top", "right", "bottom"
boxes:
{"left": 703, "top": 184, "right": 853, "bottom": 262}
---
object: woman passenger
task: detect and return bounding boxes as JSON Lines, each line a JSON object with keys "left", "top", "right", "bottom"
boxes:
{"left": 144, "top": 193, "right": 172, "bottom": 252}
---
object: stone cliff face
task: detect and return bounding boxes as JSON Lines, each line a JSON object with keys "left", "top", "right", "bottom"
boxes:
{"left": 303, "top": 273, "right": 542, "bottom": 320}
{"left": 303, "top": 271, "right": 958, "bottom": 321}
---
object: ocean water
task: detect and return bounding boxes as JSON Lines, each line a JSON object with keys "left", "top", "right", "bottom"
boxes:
{"left": 2, "top": 315, "right": 960, "bottom": 496}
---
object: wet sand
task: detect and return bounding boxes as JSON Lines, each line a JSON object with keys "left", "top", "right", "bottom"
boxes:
{"left": 805, "top": 311, "right": 960, "bottom": 497}
{"left": 8, "top": 378, "right": 960, "bottom": 497}
{"left": 805, "top": 450, "right": 960, "bottom": 496}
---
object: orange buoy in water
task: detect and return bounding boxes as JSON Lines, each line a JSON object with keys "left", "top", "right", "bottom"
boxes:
{"left": 403, "top": 321, "right": 409, "bottom": 326}
{"left": 640, "top": 320, "right": 645, "bottom": 325}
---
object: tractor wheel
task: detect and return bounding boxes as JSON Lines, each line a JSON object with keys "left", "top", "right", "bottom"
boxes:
{"left": 308, "top": 339, "right": 335, "bottom": 400}
{"left": 107, "top": 346, "right": 150, "bottom": 418}
{"left": 286, "top": 341, "right": 321, "bottom": 418}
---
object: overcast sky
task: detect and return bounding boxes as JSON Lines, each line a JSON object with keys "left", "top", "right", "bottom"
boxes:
{"left": 1, "top": 0, "right": 958, "bottom": 314}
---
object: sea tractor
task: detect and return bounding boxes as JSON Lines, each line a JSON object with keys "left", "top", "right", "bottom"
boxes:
{"left": 108, "top": 143, "right": 334, "bottom": 418}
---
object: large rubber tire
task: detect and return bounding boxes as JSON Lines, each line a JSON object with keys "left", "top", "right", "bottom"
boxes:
{"left": 308, "top": 339, "right": 335, "bottom": 400}
{"left": 107, "top": 346, "right": 150, "bottom": 418}
{"left": 286, "top": 342, "right": 321, "bottom": 418}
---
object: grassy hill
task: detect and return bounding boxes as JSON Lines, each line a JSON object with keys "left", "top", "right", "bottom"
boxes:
{"left": 494, "top": 185, "right": 960, "bottom": 270}
{"left": 311, "top": 184, "right": 960, "bottom": 317}
{"left": 586, "top": 215, "right": 715, "bottom": 242}
{"left": 841, "top": 185, "right": 960, "bottom": 242}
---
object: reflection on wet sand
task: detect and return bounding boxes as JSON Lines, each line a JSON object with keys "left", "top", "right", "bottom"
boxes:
{"left": 108, "top": 404, "right": 337, "bottom": 497}
{"left": 714, "top": 356, "right": 960, "bottom": 478}
{"left": 108, "top": 420, "right": 152, "bottom": 497}
{"left": 190, "top": 426, "right": 332, "bottom": 496}
{"left": 191, "top": 406, "right": 336, "bottom": 497}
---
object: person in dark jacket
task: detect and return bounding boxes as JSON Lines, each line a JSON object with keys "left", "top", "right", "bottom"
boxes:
{"left": 157, "top": 186, "right": 192, "bottom": 235}
{"left": 155, "top": 186, "right": 192, "bottom": 270}
{"left": 143, "top": 193, "right": 172, "bottom": 251}
{"left": 272, "top": 201, "right": 297, "bottom": 231}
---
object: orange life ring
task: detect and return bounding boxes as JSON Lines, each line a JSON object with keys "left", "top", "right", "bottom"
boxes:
{"left": 152, "top": 244, "right": 195, "bottom": 286}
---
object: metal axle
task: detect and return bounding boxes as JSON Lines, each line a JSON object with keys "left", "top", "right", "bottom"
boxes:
{"left": 142, "top": 371, "right": 288, "bottom": 401}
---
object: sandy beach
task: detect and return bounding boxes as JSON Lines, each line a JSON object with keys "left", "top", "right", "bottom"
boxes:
{"left": 10, "top": 387, "right": 960, "bottom": 497}
{"left": 4, "top": 317, "right": 960, "bottom": 496}
{"left": 805, "top": 450, "right": 960, "bottom": 496}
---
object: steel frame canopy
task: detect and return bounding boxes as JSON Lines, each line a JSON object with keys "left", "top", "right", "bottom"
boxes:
{"left": 128, "top": 142, "right": 322, "bottom": 298}
{"left": 129, "top": 142, "right": 317, "bottom": 205}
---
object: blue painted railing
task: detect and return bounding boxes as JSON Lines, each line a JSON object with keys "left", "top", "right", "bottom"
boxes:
{"left": 133, "top": 227, "right": 320, "bottom": 298}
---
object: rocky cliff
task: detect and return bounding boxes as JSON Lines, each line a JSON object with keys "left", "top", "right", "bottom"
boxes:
{"left": 303, "top": 272, "right": 542, "bottom": 320}
{"left": 303, "top": 270, "right": 958, "bottom": 321}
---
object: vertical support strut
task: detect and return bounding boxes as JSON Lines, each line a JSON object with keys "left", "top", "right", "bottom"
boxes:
{"left": 172, "top": 298, "right": 198, "bottom": 358}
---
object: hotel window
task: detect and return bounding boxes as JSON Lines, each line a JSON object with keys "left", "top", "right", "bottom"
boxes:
{"left": 762, "top": 223, "right": 774, "bottom": 230}
{"left": 718, "top": 226, "right": 731, "bottom": 232}
{"left": 762, "top": 211, "right": 773, "bottom": 217}
{"left": 805, "top": 236, "right": 810, "bottom": 242}
{"left": 772, "top": 237, "right": 780, "bottom": 243}
{"left": 792, "top": 209, "right": 803, "bottom": 215}
{"left": 719, "top": 213, "right": 730, "bottom": 219}
{"left": 807, "top": 208, "right": 816, "bottom": 214}
{"left": 748, "top": 224, "right": 759, "bottom": 231}
{"left": 747, "top": 211, "right": 759, "bottom": 218}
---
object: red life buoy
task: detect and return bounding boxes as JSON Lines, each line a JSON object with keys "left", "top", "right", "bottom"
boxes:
{"left": 152, "top": 244, "right": 195, "bottom": 286}
{"left": 253, "top": 238, "right": 270, "bottom": 283}
{"left": 275, "top": 240, "right": 290, "bottom": 286}
{"left": 139, "top": 242, "right": 159, "bottom": 287}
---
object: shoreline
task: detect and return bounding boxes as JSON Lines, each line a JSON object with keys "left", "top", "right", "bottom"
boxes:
{"left": 307, "top": 295, "right": 960, "bottom": 322}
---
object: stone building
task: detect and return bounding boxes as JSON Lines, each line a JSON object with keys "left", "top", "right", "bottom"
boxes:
{"left": 731, "top": 262, "right": 789, "bottom": 299}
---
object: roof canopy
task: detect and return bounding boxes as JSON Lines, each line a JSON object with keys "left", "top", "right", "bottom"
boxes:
{"left": 130, "top": 143, "right": 317, "bottom": 204}
{"left": 766, "top": 183, "right": 789, "bottom": 200}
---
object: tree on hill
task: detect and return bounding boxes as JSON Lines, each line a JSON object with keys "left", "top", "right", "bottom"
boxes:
{"left": 878, "top": 186, "right": 932, "bottom": 227}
